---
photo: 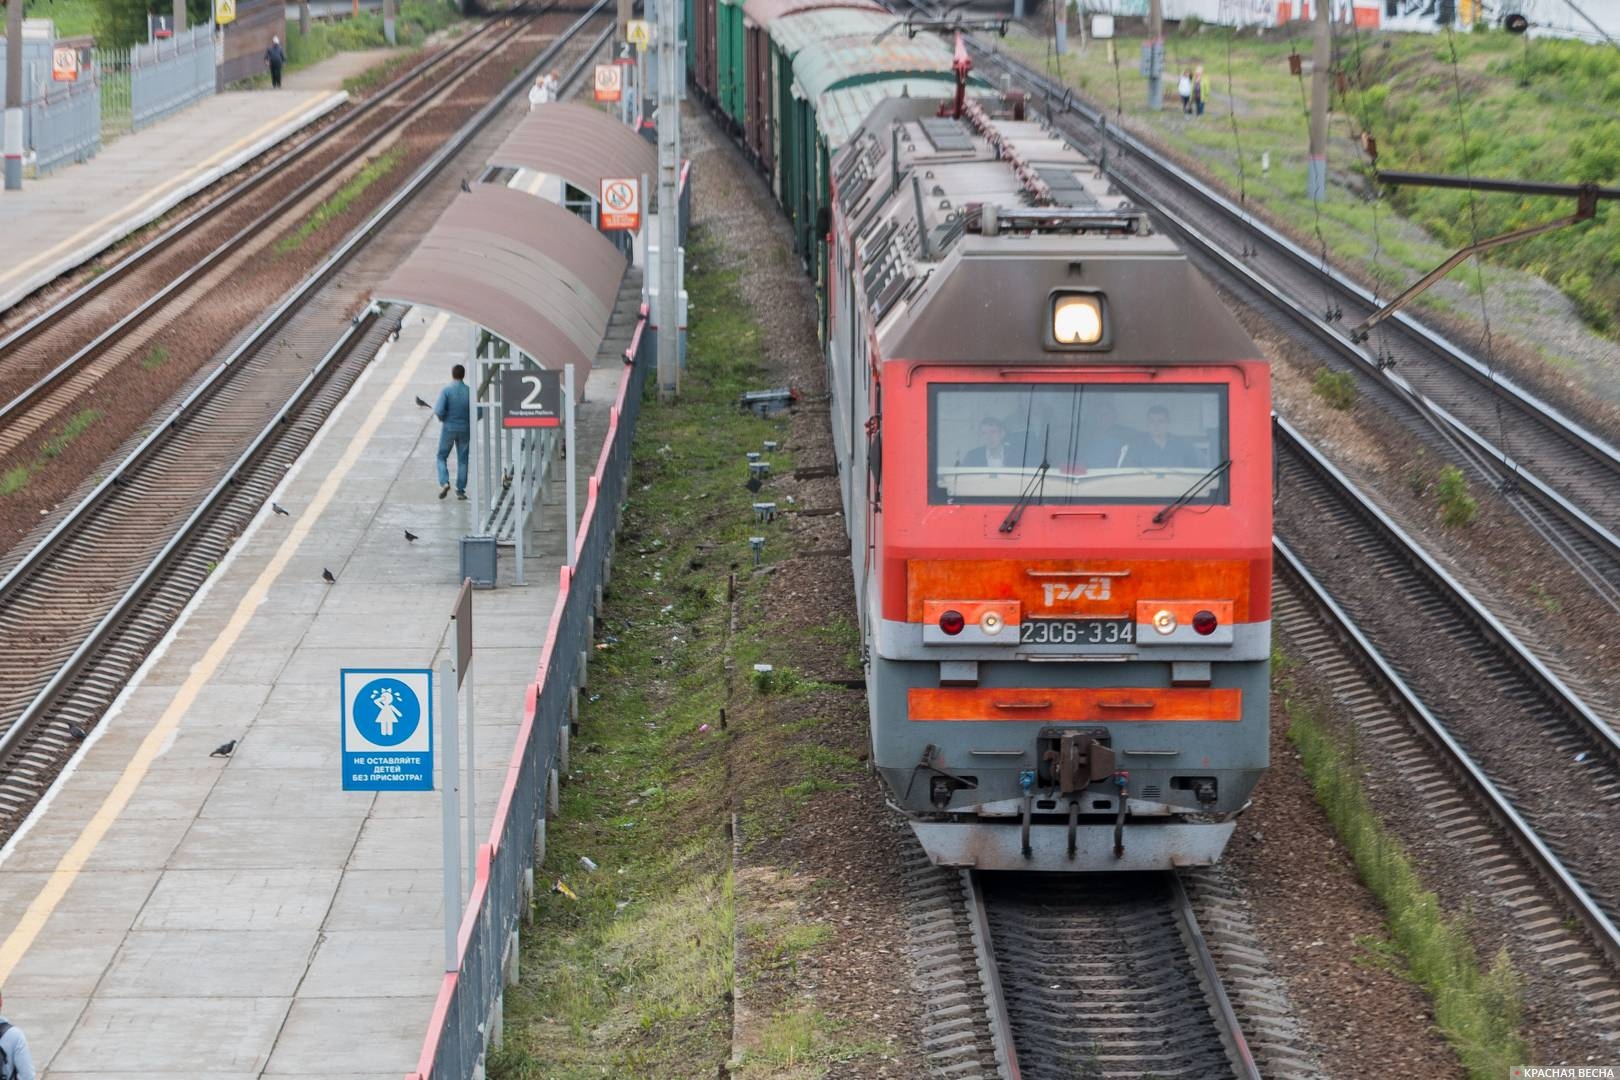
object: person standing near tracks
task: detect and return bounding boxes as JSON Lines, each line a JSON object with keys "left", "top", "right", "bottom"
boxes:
{"left": 1177, "top": 70, "right": 1193, "bottom": 113}
{"left": 0, "top": 991, "right": 39, "bottom": 1080}
{"left": 434, "top": 364, "right": 472, "bottom": 501}
{"left": 1192, "top": 67, "right": 1205, "bottom": 116}
{"left": 265, "top": 35, "right": 285, "bottom": 89}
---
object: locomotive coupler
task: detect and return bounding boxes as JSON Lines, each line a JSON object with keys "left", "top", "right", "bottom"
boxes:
{"left": 1037, "top": 726, "right": 1114, "bottom": 795}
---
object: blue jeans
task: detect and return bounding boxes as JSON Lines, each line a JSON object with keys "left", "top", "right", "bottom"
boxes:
{"left": 437, "top": 428, "right": 470, "bottom": 492}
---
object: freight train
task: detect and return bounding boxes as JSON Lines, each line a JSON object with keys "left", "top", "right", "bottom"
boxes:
{"left": 687, "top": 2, "right": 1272, "bottom": 870}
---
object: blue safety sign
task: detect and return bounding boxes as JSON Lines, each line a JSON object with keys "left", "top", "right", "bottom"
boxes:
{"left": 340, "top": 668, "right": 434, "bottom": 791}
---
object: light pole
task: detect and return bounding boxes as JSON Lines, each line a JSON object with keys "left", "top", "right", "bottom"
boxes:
{"left": 5, "top": 0, "right": 22, "bottom": 191}
{"left": 1307, "top": 0, "right": 1331, "bottom": 201}
{"left": 655, "top": 0, "right": 680, "bottom": 401}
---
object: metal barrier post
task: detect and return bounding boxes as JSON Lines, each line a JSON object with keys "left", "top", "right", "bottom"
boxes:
{"left": 565, "top": 364, "right": 577, "bottom": 568}
{"left": 439, "top": 657, "right": 462, "bottom": 971}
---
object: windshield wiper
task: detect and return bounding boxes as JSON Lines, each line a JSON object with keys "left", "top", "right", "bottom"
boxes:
{"left": 1152, "top": 459, "right": 1231, "bottom": 526}
{"left": 999, "top": 427, "right": 1051, "bottom": 534}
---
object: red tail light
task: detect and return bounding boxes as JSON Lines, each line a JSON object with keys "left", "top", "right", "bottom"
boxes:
{"left": 1192, "top": 610, "right": 1219, "bottom": 636}
{"left": 939, "top": 610, "right": 966, "bottom": 636}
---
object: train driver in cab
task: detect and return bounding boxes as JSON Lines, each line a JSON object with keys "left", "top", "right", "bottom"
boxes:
{"left": 1123, "top": 403, "right": 1201, "bottom": 468}
{"left": 960, "top": 416, "right": 1011, "bottom": 472}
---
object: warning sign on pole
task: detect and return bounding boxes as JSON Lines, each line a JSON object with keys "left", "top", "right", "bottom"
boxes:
{"left": 593, "top": 63, "right": 622, "bottom": 103}
{"left": 599, "top": 177, "right": 641, "bottom": 232}
{"left": 51, "top": 47, "right": 80, "bottom": 82}
{"left": 625, "top": 18, "right": 652, "bottom": 46}
{"left": 215, "top": 0, "right": 236, "bottom": 24}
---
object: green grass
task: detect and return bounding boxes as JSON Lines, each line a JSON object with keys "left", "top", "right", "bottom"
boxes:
{"left": 1279, "top": 649, "right": 1528, "bottom": 1078}
{"left": 1312, "top": 367, "right": 1357, "bottom": 410}
{"left": 140, "top": 345, "right": 169, "bottom": 371}
{"left": 274, "top": 147, "right": 404, "bottom": 254}
{"left": 0, "top": 407, "right": 105, "bottom": 497}
{"left": 492, "top": 227, "right": 796, "bottom": 1078}
{"left": 1435, "top": 464, "right": 1479, "bottom": 527}
{"left": 1005, "top": 26, "right": 1620, "bottom": 336}
{"left": 28, "top": 0, "right": 99, "bottom": 37}
{"left": 281, "top": 0, "right": 460, "bottom": 73}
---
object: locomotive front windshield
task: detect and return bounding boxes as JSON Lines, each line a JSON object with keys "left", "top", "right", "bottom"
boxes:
{"left": 928, "top": 383, "right": 1229, "bottom": 505}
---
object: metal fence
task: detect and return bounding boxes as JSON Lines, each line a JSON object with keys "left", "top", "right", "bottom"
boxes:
{"left": 28, "top": 69, "right": 101, "bottom": 175}
{"left": 410, "top": 309, "right": 652, "bottom": 1080}
{"left": 131, "top": 25, "right": 216, "bottom": 130}
{"left": 98, "top": 48, "right": 134, "bottom": 137}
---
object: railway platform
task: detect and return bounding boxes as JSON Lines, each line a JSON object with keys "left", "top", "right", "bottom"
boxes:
{"left": 0, "top": 270, "right": 641, "bottom": 1075}
{"left": 0, "top": 85, "right": 348, "bottom": 313}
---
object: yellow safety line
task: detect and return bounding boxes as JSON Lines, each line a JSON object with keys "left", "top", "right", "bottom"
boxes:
{"left": 0, "top": 95, "right": 336, "bottom": 288}
{"left": 0, "top": 310, "right": 451, "bottom": 983}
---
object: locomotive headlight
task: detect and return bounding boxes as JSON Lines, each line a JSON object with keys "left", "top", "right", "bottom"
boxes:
{"left": 1151, "top": 609, "right": 1178, "bottom": 635}
{"left": 981, "top": 611, "right": 1004, "bottom": 635}
{"left": 1052, "top": 293, "right": 1104, "bottom": 346}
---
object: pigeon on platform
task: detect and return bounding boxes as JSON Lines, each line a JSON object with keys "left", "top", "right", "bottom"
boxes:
{"left": 322, "top": 568, "right": 336, "bottom": 584}
{"left": 210, "top": 740, "right": 236, "bottom": 758}
{"left": 415, "top": 395, "right": 431, "bottom": 408}
{"left": 460, "top": 178, "right": 473, "bottom": 193}
{"left": 404, "top": 529, "right": 419, "bottom": 543}
{"left": 272, "top": 502, "right": 290, "bottom": 516}
{"left": 67, "top": 722, "right": 88, "bottom": 741}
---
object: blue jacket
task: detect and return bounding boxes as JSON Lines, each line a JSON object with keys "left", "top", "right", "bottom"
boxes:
{"left": 434, "top": 381, "right": 471, "bottom": 434}
{"left": 0, "top": 1016, "right": 37, "bottom": 1080}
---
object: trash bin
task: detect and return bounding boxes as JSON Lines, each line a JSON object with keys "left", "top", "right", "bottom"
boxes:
{"left": 460, "top": 535, "right": 497, "bottom": 589}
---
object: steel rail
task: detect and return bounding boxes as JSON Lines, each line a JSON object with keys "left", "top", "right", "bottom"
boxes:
{"left": 962, "top": 870, "right": 1021, "bottom": 1080}
{"left": 1170, "top": 872, "right": 1262, "bottom": 1080}
{"left": 969, "top": 37, "right": 1620, "bottom": 475}
{"left": 1274, "top": 417, "right": 1620, "bottom": 972}
{"left": 0, "top": 2, "right": 614, "bottom": 770}
{"left": 948, "top": 33, "right": 1620, "bottom": 602}
{"left": 0, "top": 13, "right": 538, "bottom": 430}
{"left": 0, "top": 12, "right": 514, "bottom": 355}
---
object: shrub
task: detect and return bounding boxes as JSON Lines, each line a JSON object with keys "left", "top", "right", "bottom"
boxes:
{"left": 1312, "top": 368, "right": 1358, "bottom": 410}
{"left": 1435, "top": 465, "right": 1479, "bottom": 527}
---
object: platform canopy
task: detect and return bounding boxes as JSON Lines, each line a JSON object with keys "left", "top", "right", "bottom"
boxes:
{"left": 374, "top": 184, "right": 627, "bottom": 392}
{"left": 488, "top": 102, "right": 657, "bottom": 219}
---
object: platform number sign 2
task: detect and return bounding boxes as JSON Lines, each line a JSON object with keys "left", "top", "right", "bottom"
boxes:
{"left": 500, "top": 369, "right": 562, "bottom": 429}
{"left": 599, "top": 177, "right": 641, "bottom": 232}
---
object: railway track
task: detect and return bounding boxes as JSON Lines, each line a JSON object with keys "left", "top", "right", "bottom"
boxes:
{"left": 0, "top": 4, "right": 615, "bottom": 832}
{"left": 0, "top": 10, "right": 542, "bottom": 466}
{"left": 1275, "top": 416, "right": 1620, "bottom": 978}
{"left": 968, "top": 870, "right": 1260, "bottom": 1079}
{"left": 953, "top": 29, "right": 1620, "bottom": 614}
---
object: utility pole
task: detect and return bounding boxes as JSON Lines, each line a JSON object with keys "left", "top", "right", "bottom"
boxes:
{"left": 175, "top": 0, "right": 188, "bottom": 32}
{"left": 1144, "top": 0, "right": 1164, "bottom": 111}
{"left": 1307, "top": 0, "right": 1330, "bottom": 201}
{"left": 300, "top": 0, "right": 311, "bottom": 37}
{"left": 4, "top": 0, "right": 20, "bottom": 191}
{"left": 655, "top": 0, "right": 680, "bottom": 400}
{"left": 383, "top": 0, "right": 396, "bottom": 45}
{"left": 618, "top": 0, "right": 632, "bottom": 54}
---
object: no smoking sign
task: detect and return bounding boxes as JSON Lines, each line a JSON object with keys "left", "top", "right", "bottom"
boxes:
{"left": 599, "top": 176, "right": 641, "bottom": 232}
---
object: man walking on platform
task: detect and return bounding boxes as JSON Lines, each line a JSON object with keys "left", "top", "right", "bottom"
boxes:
{"left": 265, "top": 35, "right": 285, "bottom": 88}
{"left": 434, "top": 364, "right": 471, "bottom": 501}
{"left": 0, "top": 990, "right": 39, "bottom": 1080}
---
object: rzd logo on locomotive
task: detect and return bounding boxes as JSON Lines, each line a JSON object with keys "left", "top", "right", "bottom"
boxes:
{"left": 1042, "top": 577, "right": 1112, "bottom": 606}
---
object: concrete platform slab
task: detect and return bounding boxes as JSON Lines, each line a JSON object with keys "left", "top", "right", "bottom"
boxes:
{"left": 99, "top": 929, "right": 318, "bottom": 997}
{"left": 0, "top": 88, "right": 347, "bottom": 313}
{"left": 135, "top": 869, "right": 342, "bottom": 931}
{"left": 263, "top": 996, "right": 437, "bottom": 1076}
{"left": 49, "top": 997, "right": 290, "bottom": 1074}
{"left": 300, "top": 930, "right": 446, "bottom": 998}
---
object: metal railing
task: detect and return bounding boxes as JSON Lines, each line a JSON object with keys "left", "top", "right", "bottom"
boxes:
{"left": 131, "top": 25, "right": 216, "bottom": 131}
{"left": 29, "top": 70, "right": 102, "bottom": 174}
{"left": 409, "top": 307, "right": 652, "bottom": 1080}
{"left": 97, "top": 47, "right": 134, "bottom": 137}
